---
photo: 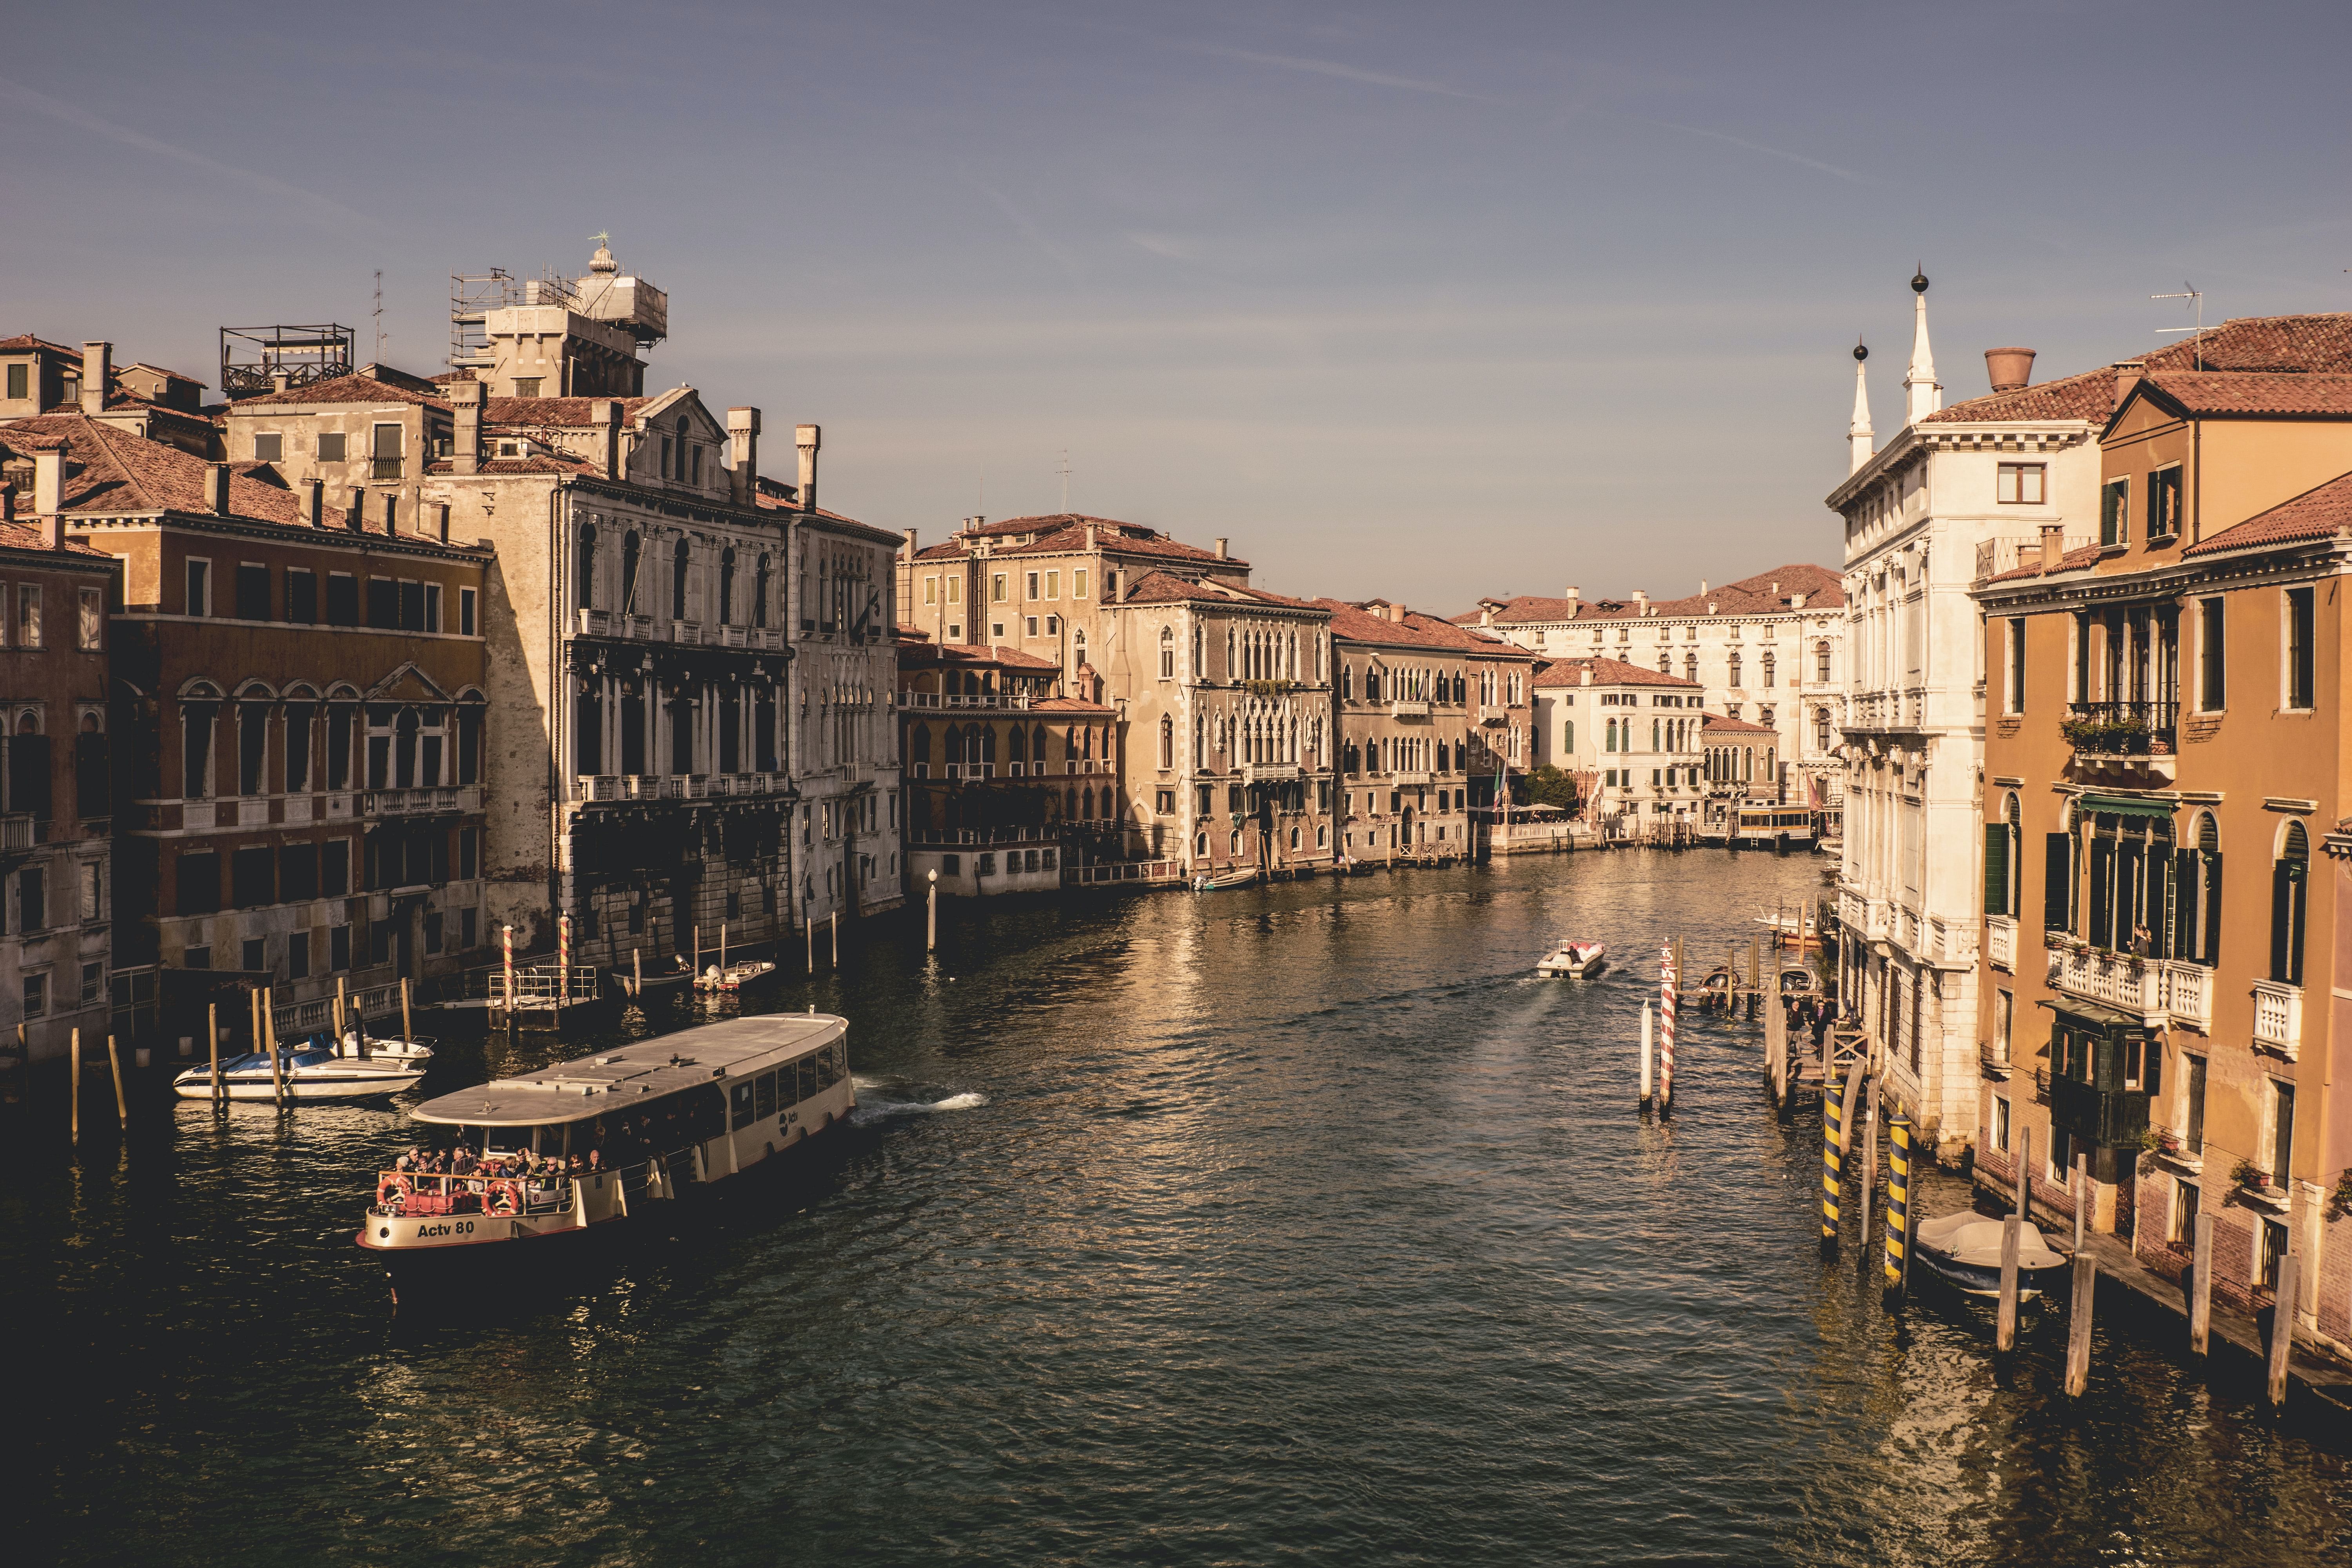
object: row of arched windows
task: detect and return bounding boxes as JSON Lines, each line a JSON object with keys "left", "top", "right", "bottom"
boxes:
{"left": 177, "top": 679, "right": 483, "bottom": 800}
{"left": 576, "top": 523, "right": 771, "bottom": 629}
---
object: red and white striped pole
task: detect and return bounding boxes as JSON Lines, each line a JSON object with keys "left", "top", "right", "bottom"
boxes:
{"left": 558, "top": 913, "right": 572, "bottom": 1005}
{"left": 501, "top": 923, "right": 514, "bottom": 1011}
{"left": 1659, "top": 941, "right": 1677, "bottom": 1110}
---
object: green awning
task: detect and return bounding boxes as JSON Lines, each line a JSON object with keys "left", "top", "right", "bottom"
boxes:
{"left": 2034, "top": 996, "right": 2141, "bottom": 1034}
{"left": 2078, "top": 793, "right": 2176, "bottom": 820}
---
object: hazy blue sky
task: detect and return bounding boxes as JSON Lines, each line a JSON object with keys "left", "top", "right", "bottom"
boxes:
{"left": 6, "top": 2, "right": 2349, "bottom": 608}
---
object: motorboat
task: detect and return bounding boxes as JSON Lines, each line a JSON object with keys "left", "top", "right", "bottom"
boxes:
{"left": 1536, "top": 940, "right": 1607, "bottom": 978}
{"left": 358, "top": 1012, "right": 855, "bottom": 1290}
{"left": 1913, "top": 1210, "right": 2073, "bottom": 1300}
{"left": 1193, "top": 867, "right": 1262, "bottom": 892}
{"left": 172, "top": 1035, "right": 426, "bottom": 1102}
{"left": 695, "top": 960, "right": 779, "bottom": 993}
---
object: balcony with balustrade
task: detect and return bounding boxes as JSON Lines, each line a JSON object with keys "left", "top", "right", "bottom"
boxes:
{"left": 1985, "top": 914, "right": 2015, "bottom": 971}
{"left": 362, "top": 786, "right": 479, "bottom": 818}
{"left": 2062, "top": 701, "right": 2176, "bottom": 782}
{"left": 2043, "top": 937, "right": 2212, "bottom": 1032}
{"left": 570, "top": 773, "right": 789, "bottom": 805}
{"left": 2252, "top": 978, "right": 2301, "bottom": 1060}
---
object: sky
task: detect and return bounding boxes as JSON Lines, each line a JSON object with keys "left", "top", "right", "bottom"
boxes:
{"left": 5, "top": 2, "right": 2351, "bottom": 610}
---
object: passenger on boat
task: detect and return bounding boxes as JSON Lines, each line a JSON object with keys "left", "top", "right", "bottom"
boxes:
{"left": 452, "top": 1148, "right": 479, "bottom": 1176}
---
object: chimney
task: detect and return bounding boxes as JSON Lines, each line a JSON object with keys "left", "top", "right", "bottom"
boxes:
{"left": 1563, "top": 585, "right": 1579, "bottom": 613}
{"left": 1389, "top": 601, "right": 1408, "bottom": 624}
{"left": 963, "top": 515, "right": 985, "bottom": 534}
{"left": 726, "top": 407, "right": 759, "bottom": 503}
{"left": 451, "top": 380, "right": 485, "bottom": 475}
{"left": 1214, "top": 537, "right": 1229, "bottom": 560}
{"left": 1984, "top": 347, "right": 2036, "bottom": 394}
{"left": 300, "top": 476, "right": 324, "bottom": 527}
{"left": 2040, "top": 522, "right": 2065, "bottom": 573}
{"left": 271, "top": 370, "right": 292, "bottom": 396}
{"left": 33, "top": 448, "right": 65, "bottom": 516}
{"left": 80, "top": 341, "right": 110, "bottom": 416}
{"left": 1581, "top": 667, "right": 1592, "bottom": 686}
{"left": 2112, "top": 360, "right": 2145, "bottom": 414}
{"left": 795, "top": 424, "right": 820, "bottom": 513}
{"left": 906, "top": 528, "right": 919, "bottom": 557}
{"left": 1699, "top": 579, "right": 1708, "bottom": 595}
{"left": 592, "top": 399, "right": 622, "bottom": 481}
{"left": 1479, "top": 604, "right": 1494, "bottom": 627}
{"left": 1633, "top": 589, "right": 1648, "bottom": 613}
{"left": 205, "top": 463, "right": 231, "bottom": 515}
{"left": 42, "top": 514, "right": 64, "bottom": 550}
{"left": 347, "top": 485, "right": 367, "bottom": 533}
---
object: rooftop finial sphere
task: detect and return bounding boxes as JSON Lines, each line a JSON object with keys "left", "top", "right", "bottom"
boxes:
{"left": 1853, "top": 338, "right": 1869, "bottom": 362}
{"left": 1911, "top": 264, "right": 1929, "bottom": 294}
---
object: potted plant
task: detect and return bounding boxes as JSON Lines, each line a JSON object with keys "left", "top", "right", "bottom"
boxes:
{"left": 2232, "top": 1158, "right": 2271, "bottom": 1192}
{"left": 2155, "top": 1126, "right": 2183, "bottom": 1156}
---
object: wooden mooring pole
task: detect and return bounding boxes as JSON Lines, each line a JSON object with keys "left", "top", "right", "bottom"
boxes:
{"left": 1882, "top": 1108, "right": 1911, "bottom": 1310}
{"left": 2065, "top": 1252, "right": 2097, "bottom": 1397}
{"left": 831, "top": 910, "right": 839, "bottom": 968}
{"left": 264, "top": 989, "right": 286, "bottom": 1109}
{"left": 1997, "top": 1125, "right": 2030, "bottom": 1352}
{"left": 1747, "top": 938, "right": 1760, "bottom": 1020}
{"left": 207, "top": 1002, "right": 222, "bottom": 1106}
{"left": 927, "top": 870, "right": 938, "bottom": 953}
{"left": 2268, "top": 1252, "right": 2301, "bottom": 1408}
{"left": 69, "top": 1025, "right": 81, "bottom": 1145}
{"left": 1820, "top": 1076, "right": 1845, "bottom": 1254}
{"left": 400, "top": 978, "right": 414, "bottom": 1048}
{"left": 106, "top": 1033, "right": 126, "bottom": 1130}
{"left": 1639, "top": 1000, "right": 1653, "bottom": 1106}
{"left": 2189, "top": 1210, "right": 2215, "bottom": 1357}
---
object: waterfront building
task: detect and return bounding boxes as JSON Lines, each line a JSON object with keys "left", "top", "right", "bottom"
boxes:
{"left": 1969, "top": 317, "right": 2352, "bottom": 1356}
{"left": 897, "top": 633, "right": 1122, "bottom": 892}
{"left": 1460, "top": 627, "right": 1540, "bottom": 811}
{"left": 1463, "top": 565, "right": 1844, "bottom": 812}
{"left": 1529, "top": 656, "right": 1709, "bottom": 835}
{"left": 0, "top": 411, "right": 491, "bottom": 1047}
{"left": 230, "top": 240, "right": 797, "bottom": 971}
{"left": 1320, "top": 599, "right": 1484, "bottom": 863}
{"left": 0, "top": 497, "right": 120, "bottom": 1064}
{"left": 1827, "top": 276, "right": 2111, "bottom": 1156}
{"left": 1104, "top": 572, "right": 1334, "bottom": 875}
{"left": 756, "top": 453, "right": 909, "bottom": 922}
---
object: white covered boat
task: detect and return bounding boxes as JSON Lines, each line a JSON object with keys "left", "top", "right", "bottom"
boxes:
{"left": 1536, "top": 940, "right": 1608, "bottom": 978}
{"left": 694, "top": 960, "right": 778, "bottom": 993}
{"left": 173, "top": 1035, "right": 427, "bottom": 1102}
{"left": 357, "top": 1012, "right": 853, "bottom": 1289}
{"left": 1914, "top": 1210, "right": 2072, "bottom": 1300}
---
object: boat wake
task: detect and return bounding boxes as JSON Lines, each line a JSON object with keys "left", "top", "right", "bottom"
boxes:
{"left": 851, "top": 1089, "right": 988, "bottom": 1124}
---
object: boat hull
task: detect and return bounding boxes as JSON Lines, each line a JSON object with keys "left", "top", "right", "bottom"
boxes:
{"left": 174, "top": 1070, "right": 424, "bottom": 1101}
{"left": 1914, "top": 1246, "right": 2072, "bottom": 1301}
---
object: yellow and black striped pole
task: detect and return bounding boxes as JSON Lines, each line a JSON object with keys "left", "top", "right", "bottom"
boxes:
{"left": 1820, "top": 1076, "right": 1844, "bottom": 1253}
{"left": 1883, "top": 1107, "right": 1912, "bottom": 1308}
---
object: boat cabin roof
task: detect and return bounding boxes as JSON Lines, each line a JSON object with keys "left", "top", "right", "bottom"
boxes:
{"left": 412, "top": 1013, "right": 846, "bottom": 1127}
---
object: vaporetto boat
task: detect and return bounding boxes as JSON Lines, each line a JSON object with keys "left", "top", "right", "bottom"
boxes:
{"left": 356, "top": 1013, "right": 853, "bottom": 1287}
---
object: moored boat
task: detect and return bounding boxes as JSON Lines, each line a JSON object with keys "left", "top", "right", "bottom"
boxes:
{"left": 173, "top": 1036, "right": 427, "bottom": 1102}
{"left": 1535, "top": 940, "right": 1607, "bottom": 978}
{"left": 694, "top": 960, "right": 778, "bottom": 993}
{"left": 356, "top": 1012, "right": 853, "bottom": 1287}
{"left": 1913, "top": 1210, "right": 2072, "bottom": 1300}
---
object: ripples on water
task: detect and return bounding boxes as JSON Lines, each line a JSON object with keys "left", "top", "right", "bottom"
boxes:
{"left": 6, "top": 851, "right": 2348, "bottom": 1567}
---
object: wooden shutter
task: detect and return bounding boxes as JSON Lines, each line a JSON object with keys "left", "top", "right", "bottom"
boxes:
{"left": 1984, "top": 822, "right": 2009, "bottom": 916}
{"left": 2172, "top": 846, "right": 2198, "bottom": 962}
{"left": 2044, "top": 833, "right": 2072, "bottom": 931}
{"left": 2089, "top": 837, "right": 2113, "bottom": 948}
{"left": 2201, "top": 852, "right": 2222, "bottom": 968}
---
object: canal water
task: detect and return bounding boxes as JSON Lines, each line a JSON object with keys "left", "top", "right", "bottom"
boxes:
{"left": 7, "top": 850, "right": 2348, "bottom": 1566}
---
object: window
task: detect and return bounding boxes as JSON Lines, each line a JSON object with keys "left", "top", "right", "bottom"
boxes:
{"left": 1073, "top": 569, "right": 1088, "bottom": 600}
{"left": 1026, "top": 572, "right": 1040, "bottom": 601}
{"left": 80, "top": 958, "right": 101, "bottom": 1004}
{"left": 285, "top": 569, "right": 316, "bottom": 626}
{"left": 1984, "top": 793, "right": 2020, "bottom": 917}
{"left": 366, "top": 577, "right": 397, "bottom": 628}
{"left": 15, "top": 864, "right": 45, "bottom": 931}
{"left": 459, "top": 587, "right": 477, "bottom": 636}
{"left": 183, "top": 560, "right": 210, "bottom": 619}
{"left": 1994, "top": 1095, "right": 2011, "bottom": 1152}
{"left": 424, "top": 583, "right": 442, "bottom": 632}
{"left": 1045, "top": 570, "right": 1059, "bottom": 601}
{"left": 318, "top": 432, "right": 347, "bottom": 463}
{"left": 1158, "top": 627, "right": 1176, "bottom": 680}
{"left": 1996, "top": 463, "right": 2046, "bottom": 505}
{"left": 78, "top": 587, "right": 102, "bottom": 650}
{"left": 575, "top": 523, "right": 598, "bottom": 610}
{"left": 2285, "top": 586, "right": 2314, "bottom": 710}
{"left": 2148, "top": 466, "right": 2183, "bottom": 538}
{"left": 21, "top": 973, "right": 45, "bottom": 1018}
{"left": 236, "top": 563, "right": 271, "bottom": 621}
{"left": 2270, "top": 1080, "right": 2294, "bottom": 1181}
{"left": 254, "top": 433, "right": 284, "bottom": 462}
{"left": 288, "top": 931, "right": 310, "bottom": 981}
{"left": 2005, "top": 617, "right": 2026, "bottom": 713}
{"left": 2195, "top": 597, "right": 2224, "bottom": 710}
{"left": 1815, "top": 642, "right": 1830, "bottom": 683}
{"left": 2271, "top": 822, "right": 2308, "bottom": 985}
{"left": 1762, "top": 653, "right": 1775, "bottom": 688}
{"left": 281, "top": 842, "right": 318, "bottom": 901}
{"left": 371, "top": 422, "right": 402, "bottom": 481}
{"left": 325, "top": 572, "right": 358, "bottom": 626}
{"left": 181, "top": 697, "right": 216, "bottom": 799}
{"left": 672, "top": 539, "right": 692, "bottom": 621}
{"left": 322, "top": 839, "right": 350, "bottom": 896}
{"left": 328, "top": 924, "right": 351, "bottom": 972}
{"left": 5, "top": 364, "right": 24, "bottom": 399}
{"left": 1025, "top": 616, "right": 1038, "bottom": 637}
{"left": 2100, "top": 477, "right": 2130, "bottom": 547}
{"left": 176, "top": 850, "right": 220, "bottom": 914}
{"left": 924, "top": 576, "right": 938, "bottom": 606}
{"left": 233, "top": 847, "right": 274, "bottom": 908}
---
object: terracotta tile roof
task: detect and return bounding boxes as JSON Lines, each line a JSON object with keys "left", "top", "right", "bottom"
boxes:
{"left": 486, "top": 395, "right": 654, "bottom": 427}
{"left": 2182, "top": 470, "right": 2352, "bottom": 558}
{"left": 2135, "top": 372, "right": 2352, "bottom": 418}
{"left": 1319, "top": 598, "right": 1497, "bottom": 651}
{"left": 226, "top": 372, "right": 451, "bottom": 412}
{"left": 1982, "top": 541, "right": 2106, "bottom": 583}
{"left": 424, "top": 454, "right": 594, "bottom": 475}
{"left": 1922, "top": 312, "right": 2352, "bottom": 426}
{"left": 0, "top": 520, "right": 113, "bottom": 559}
{"left": 1454, "top": 562, "right": 1844, "bottom": 626}
{"left": 0, "top": 334, "right": 80, "bottom": 357}
{"left": 0, "top": 414, "right": 395, "bottom": 534}
{"left": 746, "top": 479, "right": 906, "bottom": 546}
{"left": 895, "top": 623, "right": 929, "bottom": 641}
{"left": 1532, "top": 655, "right": 1699, "bottom": 689}
{"left": 1700, "top": 712, "right": 1777, "bottom": 734}
{"left": 912, "top": 514, "right": 1244, "bottom": 566}
{"left": 1030, "top": 695, "right": 1116, "bottom": 715}
{"left": 1121, "top": 569, "right": 1231, "bottom": 604}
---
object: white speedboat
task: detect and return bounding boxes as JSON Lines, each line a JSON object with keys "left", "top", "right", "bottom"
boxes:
{"left": 695, "top": 960, "right": 778, "bottom": 993}
{"left": 1913, "top": 1211, "right": 2072, "bottom": 1300}
{"left": 1536, "top": 940, "right": 1608, "bottom": 978}
{"left": 357, "top": 1013, "right": 854, "bottom": 1290}
{"left": 173, "top": 1037, "right": 426, "bottom": 1102}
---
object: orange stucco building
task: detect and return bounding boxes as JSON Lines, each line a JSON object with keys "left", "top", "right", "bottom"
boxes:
{"left": 1969, "top": 313, "right": 2352, "bottom": 1356}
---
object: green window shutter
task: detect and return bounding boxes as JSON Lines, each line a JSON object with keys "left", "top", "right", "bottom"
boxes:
{"left": 2201, "top": 852, "right": 2222, "bottom": 969}
{"left": 2172, "top": 846, "right": 2197, "bottom": 961}
{"left": 2044, "top": 833, "right": 2072, "bottom": 931}
{"left": 1984, "top": 822, "right": 2009, "bottom": 916}
{"left": 2088, "top": 838, "right": 2113, "bottom": 948}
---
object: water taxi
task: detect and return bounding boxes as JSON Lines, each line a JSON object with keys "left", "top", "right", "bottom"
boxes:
{"left": 357, "top": 1013, "right": 853, "bottom": 1286}
{"left": 1535, "top": 940, "right": 1607, "bottom": 979}
{"left": 695, "top": 960, "right": 779, "bottom": 993}
{"left": 173, "top": 1034, "right": 429, "bottom": 1101}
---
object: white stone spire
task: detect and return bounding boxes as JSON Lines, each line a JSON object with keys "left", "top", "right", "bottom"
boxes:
{"left": 1903, "top": 267, "right": 1941, "bottom": 425}
{"left": 1848, "top": 339, "right": 1875, "bottom": 475}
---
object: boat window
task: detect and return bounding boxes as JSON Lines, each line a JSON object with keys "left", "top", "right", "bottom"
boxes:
{"left": 730, "top": 1080, "right": 755, "bottom": 1130}
{"left": 796, "top": 1055, "right": 819, "bottom": 1103}
{"left": 755, "top": 1071, "right": 777, "bottom": 1120}
{"left": 818, "top": 1042, "right": 845, "bottom": 1089}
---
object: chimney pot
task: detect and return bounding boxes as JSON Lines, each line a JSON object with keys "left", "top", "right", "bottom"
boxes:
{"left": 1984, "top": 347, "right": 2036, "bottom": 394}
{"left": 206, "top": 463, "right": 231, "bottom": 515}
{"left": 592, "top": 398, "right": 623, "bottom": 482}
{"left": 42, "top": 514, "right": 64, "bottom": 549}
{"left": 2112, "top": 360, "right": 2145, "bottom": 414}
{"left": 1214, "top": 537, "right": 1229, "bottom": 560}
{"left": 451, "top": 379, "right": 485, "bottom": 475}
{"left": 1699, "top": 579, "right": 1708, "bottom": 595}
{"left": 795, "top": 424, "right": 820, "bottom": 514}
{"left": 726, "top": 407, "right": 760, "bottom": 504}
{"left": 33, "top": 448, "right": 66, "bottom": 516}
{"left": 300, "top": 476, "right": 323, "bottom": 528}
{"left": 80, "top": 341, "right": 110, "bottom": 416}
{"left": 271, "top": 370, "right": 292, "bottom": 395}
{"left": 2039, "top": 522, "right": 2065, "bottom": 572}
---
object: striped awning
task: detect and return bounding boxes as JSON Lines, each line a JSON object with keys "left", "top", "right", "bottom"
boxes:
{"left": 2078, "top": 793, "right": 2175, "bottom": 820}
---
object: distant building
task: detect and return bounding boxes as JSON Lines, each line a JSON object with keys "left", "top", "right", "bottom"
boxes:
{"left": 1530, "top": 656, "right": 1709, "bottom": 835}
{"left": 1320, "top": 599, "right": 1486, "bottom": 864}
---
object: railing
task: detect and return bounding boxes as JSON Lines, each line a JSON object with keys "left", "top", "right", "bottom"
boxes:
{"left": 373, "top": 1171, "right": 576, "bottom": 1219}
{"left": 1975, "top": 531, "right": 2099, "bottom": 581}
{"left": 943, "top": 763, "right": 995, "bottom": 780}
{"left": 1389, "top": 771, "right": 1434, "bottom": 786}
{"left": 1390, "top": 701, "right": 1431, "bottom": 719}
{"left": 2045, "top": 941, "right": 2213, "bottom": 1030}
{"left": 670, "top": 620, "right": 702, "bottom": 645}
{"left": 1242, "top": 763, "right": 1300, "bottom": 784}
{"left": 446, "top": 964, "right": 603, "bottom": 1007}
{"left": 364, "top": 786, "right": 467, "bottom": 817}
{"left": 370, "top": 456, "right": 402, "bottom": 481}
{"left": 911, "top": 826, "right": 1061, "bottom": 847}
{"left": 1985, "top": 914, "right": 2016, "bottom": 970}
{"left": 906, "top": 691, "right": 1034, "bottom": 711}
{"left": 2063, "top": 700, "right": 2178, "bottom": 756}
{"left": 2160, "top": 962, "right": 2212, "bottom": 1031}
{"left": 1066, "top": 860, "right": 1187, "bottom": 885}
{"left": 272, "top": 981, "right": 403, "bottom": 1037}
{"left": 2253, "top": 978, "right": 2301, "bottom": 1058}
{"left": 0, "top": 813, "right": 32, "bottom": 852}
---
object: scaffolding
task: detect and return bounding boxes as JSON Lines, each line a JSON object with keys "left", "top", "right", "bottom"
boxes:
{"left": 449, "top": 268, "right": 587, "bottom": 369}
{"left": 218, "top": 323, "right": 354, "bottom": 401}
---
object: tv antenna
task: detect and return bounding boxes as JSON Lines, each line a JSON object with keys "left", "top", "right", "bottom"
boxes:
{"left": 2152, "top": 284, "right": 2205, "bottom": 369}
{"left": 1058, "top": 448, "right": 1071, "bottom": 514}
{"left": 372, "top": 270, "right": 387, "bottom": 361}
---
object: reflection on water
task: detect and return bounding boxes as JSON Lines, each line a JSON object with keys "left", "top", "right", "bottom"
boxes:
{"left": 6, "top": 850, "right": 2348, "bottom": 1567}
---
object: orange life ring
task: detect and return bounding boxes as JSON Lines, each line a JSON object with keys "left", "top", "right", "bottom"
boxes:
{"left": 490, "top": 1183, "right": 518, "bottom": 1216}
